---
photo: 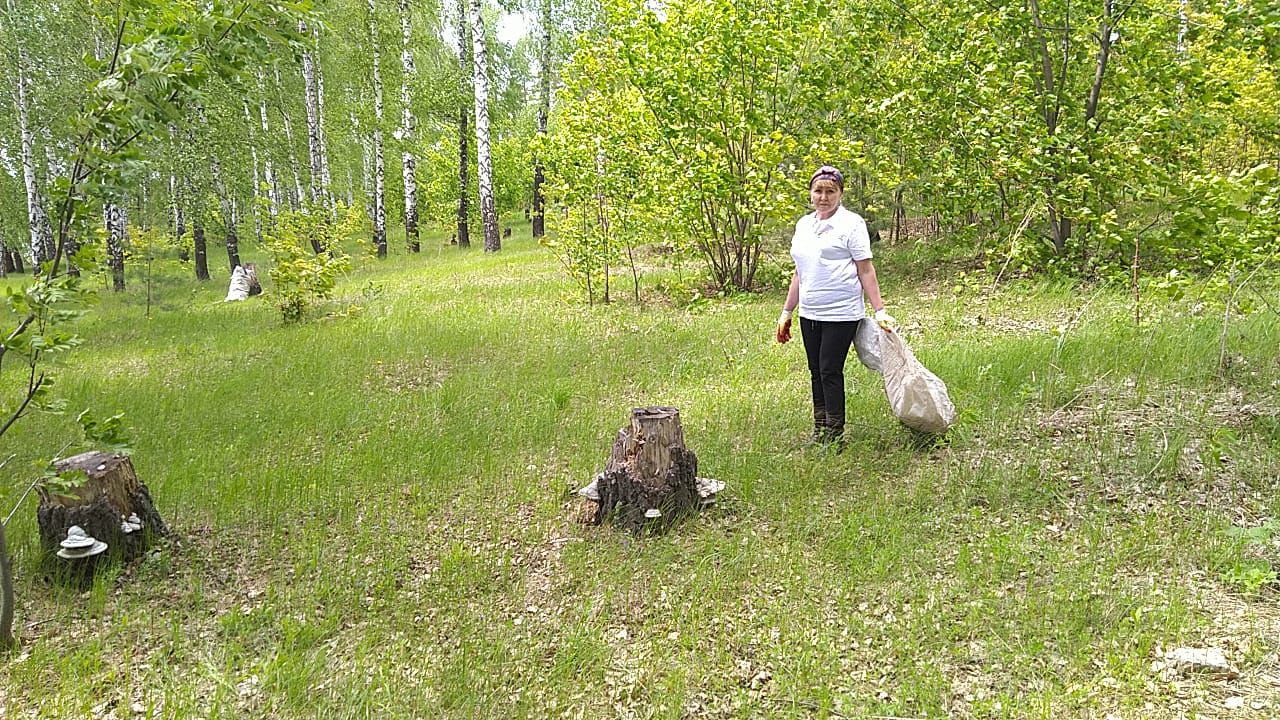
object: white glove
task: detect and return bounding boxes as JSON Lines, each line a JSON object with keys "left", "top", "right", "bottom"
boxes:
{"left": 874, "top": 308, "right": 897, "bottom": 331}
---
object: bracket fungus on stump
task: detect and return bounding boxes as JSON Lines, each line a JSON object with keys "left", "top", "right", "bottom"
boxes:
{"left": 594, "top": 407, "right": 702, "bottom": 532}
{"left": 36, "top": 452, "right": 168, "bottom": 582}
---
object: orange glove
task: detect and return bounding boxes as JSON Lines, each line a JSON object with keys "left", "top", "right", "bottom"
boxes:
{"left": 776, "top": 310, "right": 792, "bottom": 344}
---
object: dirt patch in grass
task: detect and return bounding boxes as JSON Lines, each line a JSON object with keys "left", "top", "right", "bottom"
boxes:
{"left": 362, "top": 355, "right": 450, "bottom": 395}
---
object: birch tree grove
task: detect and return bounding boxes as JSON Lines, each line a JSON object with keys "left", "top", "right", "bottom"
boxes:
{"left": 398, "top": 0, "right": 420, "bottom": 253}
{"left": 0, "top": 0, "right": 1262, "bottom": 307}
{"left": 470, "top": 0, "right": 499, "bottom": 252}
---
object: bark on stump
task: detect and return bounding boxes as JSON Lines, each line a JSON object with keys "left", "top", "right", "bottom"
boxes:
{"left": 595, "top": 407, "right": 698, "bottom": 532}
{"left": 36, "top": 452, "right": 168, "bottom": 581}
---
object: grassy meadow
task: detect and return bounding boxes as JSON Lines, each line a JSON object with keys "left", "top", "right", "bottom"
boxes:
{"left": 1, "top": 222, "right": 1278, "bottom": 719}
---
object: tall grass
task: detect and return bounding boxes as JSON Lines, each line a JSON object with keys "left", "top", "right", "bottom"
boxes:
{"left": 2, "top": 224, "right": 1278, "bottom": 718}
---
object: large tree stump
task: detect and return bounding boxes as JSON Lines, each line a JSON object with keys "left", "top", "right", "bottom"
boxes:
{"left": 595, "top": 407, "right": 699, "bottom": 532}
{"left": 36, "top": 452, "right": 168, "bottom": 575}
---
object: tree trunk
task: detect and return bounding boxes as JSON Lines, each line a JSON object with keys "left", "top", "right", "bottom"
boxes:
{"left": 37, "top": 452, "right": 168, "bottom": 584}
{"left": 1085, "top": 0, "right": 1114, "bottom": 132}
{"left": 105, "top": 203, "right": 127, "bottom": 291}
{"left": 531, "top": 0, "right": 552, "bottom": 238}
{"left": 369, "top": 0, "right": 388, "bottom": 258}
{"left": 595, "top": 407, "right": 699, "bottom": 532}
{"left": 314, "top": 28, "right": 334, "bottom": 213}
{"left": 256, "top": 83, "right": 279, "bottom": 223}
{"left": 193, "top": 221, "right": 209, "bottom": 281}
{"left": 242, "top": 104, "right": 264, "bottom": 246}
{"left": 470, "top": 0, "right": 500, "bottom": 252}
{"left": 15, "top": 48, "right": 55, "bottom": 272}
{"left": 0, "top": 519, "right": 14, "bottom": 649}
{"left": 273, "top": 67, "right": 307, "bottom": 210}
{"left": 210, "top": 158, "right": 240, "bottom": 270}
{"left": 455, "top": 0, "right": 471, "bottom": 248}
{"left": 170, "top": 173, "right": 186, "bottom": 240}
{"left": 301, "top": 22, "right": 326, "bottom": 212}
{"left": 399, "top": 0, "right": 420, "bottom": 252}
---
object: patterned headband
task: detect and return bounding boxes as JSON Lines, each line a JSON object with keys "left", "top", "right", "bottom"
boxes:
{"left": 809, "top": 165, "right": 844, "bottom": 190}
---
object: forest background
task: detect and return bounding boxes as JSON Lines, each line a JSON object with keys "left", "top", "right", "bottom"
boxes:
{"left": 0, "top": 0, "right": 1278, "bottom": 717}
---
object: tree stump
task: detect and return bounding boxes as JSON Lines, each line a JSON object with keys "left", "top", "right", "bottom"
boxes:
{"left": 595, "top": 407, "right": 699, "bottom": 532}
{"left": 36, "top": 452, "right": 168, "bottom": 576}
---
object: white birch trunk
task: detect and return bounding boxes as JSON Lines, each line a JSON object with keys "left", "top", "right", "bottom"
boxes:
{"left": 454, "top": 0, "right": 470, "bottom": 248}
{"left": 14, "top": 48, "right": 55, "bottom": 270}
{"left": 272, "top": 67, "right": 307, "bottom": 210}
{"left": 255, "top": 83, "right": 279, "bottom": 222}
{"left": 470, "top": 0, "right": 500, "bottom": 252}
{"left": 242, "top": 103, "right": 264, "bottom": 245}
{"left": 399, "top": 0, "right": 420, "bottom": 251}
{"left": 210, "top": 157, "right": 240, "bottom": 270}
{"left": 300, "top": 22, "right": 325, "bottom": 209}
{"left": 104, "top": 202, "right": 126, "bottom": 291}
{"left": 532, "top": 0, "right": 551, "bottom": 238}
{"left": 368, "top": 0, "right": 386, "bottom": 254}
{"left": 169, "top": 173, "right": 185, "bottom": 239}
{"left": 314, "top": 25, "right": 334, "bottom": 213}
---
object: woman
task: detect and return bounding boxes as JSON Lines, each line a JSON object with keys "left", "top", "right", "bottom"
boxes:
{"left": 776, "top": 165, "right": 894, "bottom": 447}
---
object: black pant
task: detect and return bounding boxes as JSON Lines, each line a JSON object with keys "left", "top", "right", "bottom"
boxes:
{"left": 799, "top": 316, "right": 861, "bottom": 435}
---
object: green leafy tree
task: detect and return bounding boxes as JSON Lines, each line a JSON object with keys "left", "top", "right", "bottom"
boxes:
{"left": 601, "top": 0, "right": 830, "bottom": 291}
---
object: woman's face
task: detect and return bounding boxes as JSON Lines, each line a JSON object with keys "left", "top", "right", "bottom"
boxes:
{"left": 810, "top": 179, "right": 842, "bottom": 218}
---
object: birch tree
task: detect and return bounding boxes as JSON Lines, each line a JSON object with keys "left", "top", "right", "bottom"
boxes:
{"left": 301, "top": 21, "right": 327, "bottom": 217}
{"left": 470, "top": 0, "right": 499, "bottom": 252}
{"left": 255, "top": 86, "right": 280, "bottom": 223}
{"left": 398, "top": 0, "right": 420, "bottom": 252}
{"left": 210, "top": 156, "right": 240, "bottom": 269}
{"left": 455, "top": 0, "right": 471, "bottom": 248}
{"left": 272, "top": 66, "right": 307, "bottom": 210}
{"left": 368, "top": 0, "right": 388, "bottom": 257}
{"left": 531, "top": 0, "right": 552, "bottom": 238}
{"left": 103, "top": 203, "right": 126, "bottom": 290}
{"left": 242, "top": 102, "right": 264, "bottom": 245}
{"left": 13, "top": 47, "right": 54, "bottom": 272}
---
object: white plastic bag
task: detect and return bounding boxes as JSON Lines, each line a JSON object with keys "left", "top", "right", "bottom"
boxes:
{"left": 879, "top": 330, "right": 956, "bottom": 433}
{"left": 224, "top": 265, "right": 250, "bottom": 302}
{"left": 854, "top": 319, "right": 883, "bottom": 374}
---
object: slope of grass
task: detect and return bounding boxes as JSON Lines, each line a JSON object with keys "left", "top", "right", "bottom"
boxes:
{"left": 2, "top": 225, "right": 1278, "bottom": 719}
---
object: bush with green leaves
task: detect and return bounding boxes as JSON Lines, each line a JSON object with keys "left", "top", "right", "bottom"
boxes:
{"left": 263, "top": 204, "right": 361, "bottom": 323}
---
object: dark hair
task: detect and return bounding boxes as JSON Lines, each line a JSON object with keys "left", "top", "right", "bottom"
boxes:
{"left": 808, "top": 165, "right": 845, "bottom": 190}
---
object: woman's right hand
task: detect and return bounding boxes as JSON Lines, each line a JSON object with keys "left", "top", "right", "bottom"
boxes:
{"left": 776, "top": 318, "right": 792, "bottom": 344}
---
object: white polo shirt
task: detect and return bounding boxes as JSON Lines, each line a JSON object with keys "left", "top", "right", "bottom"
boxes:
{"left": 790, "top": 205, "right": 873, "bottom": 322}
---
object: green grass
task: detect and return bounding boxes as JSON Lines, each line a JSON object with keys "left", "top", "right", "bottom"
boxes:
{"left": 2, "top": 223, "right": 1279, "bottom": 718}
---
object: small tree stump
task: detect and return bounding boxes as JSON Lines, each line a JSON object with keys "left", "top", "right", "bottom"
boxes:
{"left": 595, "top": 407, "right": 698, "bottom": 532}
{"left": 36, "top": 452, "right": 168, "bottom": 574}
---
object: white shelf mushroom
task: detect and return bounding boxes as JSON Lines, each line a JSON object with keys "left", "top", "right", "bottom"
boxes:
{"left": 57, "top": 526, "right": 107, "bottom": 559}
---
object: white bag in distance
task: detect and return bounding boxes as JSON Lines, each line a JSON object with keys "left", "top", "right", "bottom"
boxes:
{"left": 854, "top": 319, "right": 883, "bottom": 374}
{"left": 225, "top": 265, "right": 251, "bottom": 302}
{"left": 879, "top": 329, "right": 957, "bottom": 433}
